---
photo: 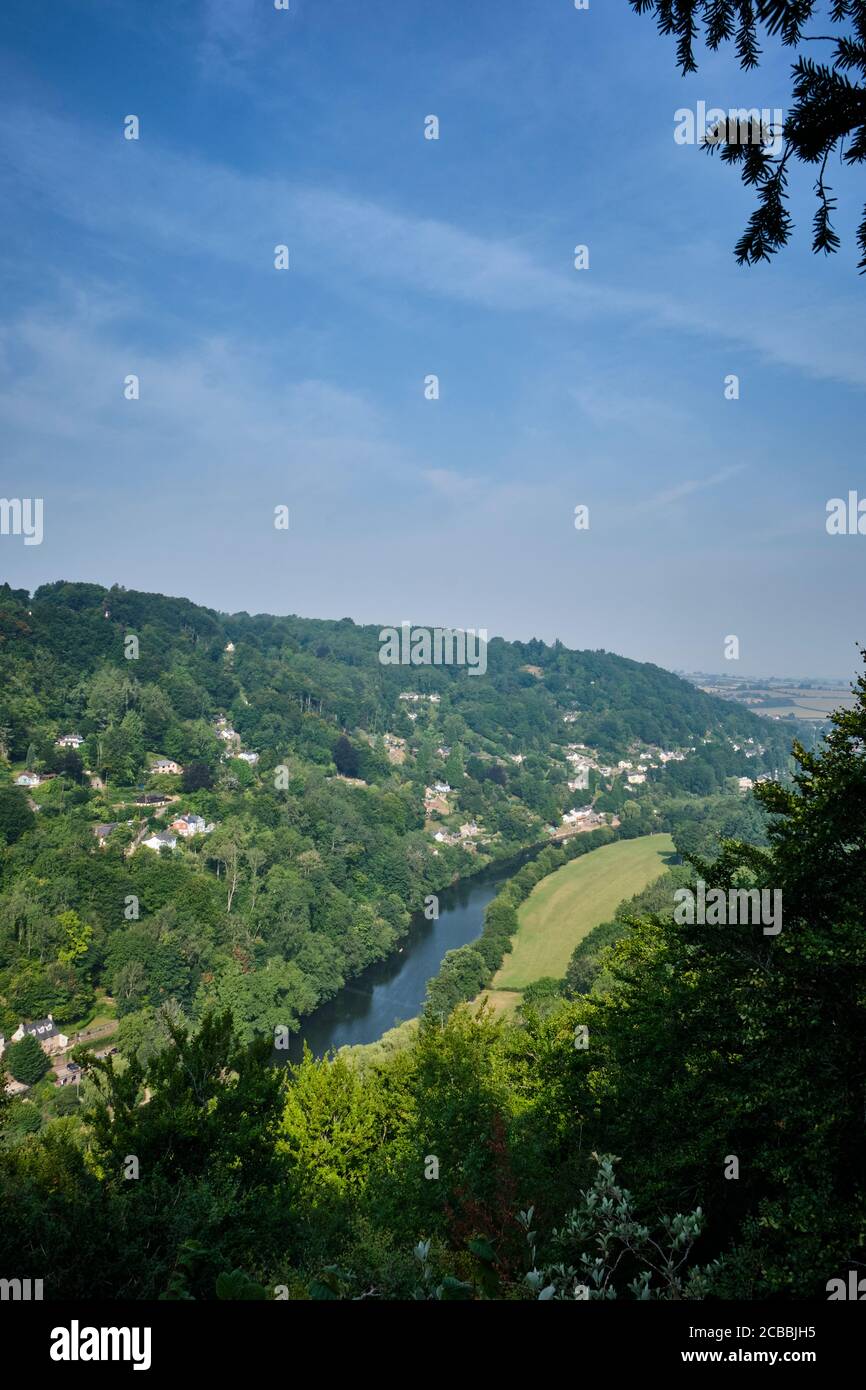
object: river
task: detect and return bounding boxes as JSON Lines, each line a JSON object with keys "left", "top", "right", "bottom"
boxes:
{"left": 287, "top": 846, "right": 540, "bottom": 1060}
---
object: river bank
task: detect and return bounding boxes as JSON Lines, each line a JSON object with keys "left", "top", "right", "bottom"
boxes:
{"left": 286, "top": 842, "right": 546, "bottom": 1060}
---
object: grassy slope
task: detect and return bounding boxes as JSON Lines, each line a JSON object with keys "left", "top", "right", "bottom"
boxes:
{"left": 491, "top": 833, "right": 675, "bottom": 990}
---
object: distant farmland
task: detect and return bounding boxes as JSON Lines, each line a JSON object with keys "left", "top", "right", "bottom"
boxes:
{"left": 692, "top": 677, "right": 855, "bottom": 723}
{"left": 752, "top": 688, "right": 855, "bottom": 720}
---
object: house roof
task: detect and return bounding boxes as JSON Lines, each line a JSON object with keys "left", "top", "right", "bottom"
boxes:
{"left": 21, "top": 1017, "right": 61, "bottom": 1040}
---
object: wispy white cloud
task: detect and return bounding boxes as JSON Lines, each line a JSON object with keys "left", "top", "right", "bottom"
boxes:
{"left": 1, "top": 105, "right": 865, "bottom": 390}
{"left": 644, "top": 463, "right": 746, "bottom": 511}
{"left": 569, "top": 378, "right": 696, "bottom": 437}
{"left": 197, "top": 0, "right": 264, "bottom": 84}
{"left": 0, "top": 294, "right": 407, "bottom": 503}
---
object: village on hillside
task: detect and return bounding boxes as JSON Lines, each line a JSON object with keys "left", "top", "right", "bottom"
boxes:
{"left": 2, "top": 661, "right": 777, "bottom": 1110}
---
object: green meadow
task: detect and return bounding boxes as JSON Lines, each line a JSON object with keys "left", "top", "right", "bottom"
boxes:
{"left": 492, "top": 833, "right": 675, "bottom": 990}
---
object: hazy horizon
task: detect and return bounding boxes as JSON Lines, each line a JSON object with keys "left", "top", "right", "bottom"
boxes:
{"left": 5, "top": 572, "right": 859, "bottom": 687}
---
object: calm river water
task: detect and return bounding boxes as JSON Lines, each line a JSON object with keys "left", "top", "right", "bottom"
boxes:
{"left": 287, "top": 847, "right": 541, "bottom": 1060}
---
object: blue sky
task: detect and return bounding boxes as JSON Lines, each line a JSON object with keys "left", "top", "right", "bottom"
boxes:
{"left": 0, "top": 0, "right": 863, "bottom": 679}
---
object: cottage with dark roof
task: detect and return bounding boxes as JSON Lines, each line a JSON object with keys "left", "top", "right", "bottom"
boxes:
{"left": 10, "top": 1013, "right": 69, "bottom": 1057}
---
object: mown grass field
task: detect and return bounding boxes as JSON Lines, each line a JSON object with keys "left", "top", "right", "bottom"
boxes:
{"left": 491, "top": 833, "right": 675, "bottom": 990}
{"left": 474, "top": 989, "right": 524, "bottom": 1020}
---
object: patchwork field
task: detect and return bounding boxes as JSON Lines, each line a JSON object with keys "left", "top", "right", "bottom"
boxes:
{"left": 741, "top": 687, "right": 854, "bottom": 721}
{"left": 491, "top": 833, "right": 675, "bottom": 990}
{"left": 756, "top": 690, "right": 854, "bottom": 719}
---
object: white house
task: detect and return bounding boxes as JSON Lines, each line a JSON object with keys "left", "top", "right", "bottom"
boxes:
{"left": 15, "top": 771, "right": 41, "bottom": 787}
{"left": 142, "top": 830, "right": 177, "bottom": 852}
{"left": 11, "top": 1014, "right": 69, "bottom": 1057}
{"left": 236, "top": 751, "right": 259, "bottom": 764}
{"left": 627, "top": 773, "right": 646, "bottom": 785}
{"left": 738, "top": 776, "right": 755, "bottom": 791}
{"left": 56, "top": 733, "right": 84, "bottom": 749}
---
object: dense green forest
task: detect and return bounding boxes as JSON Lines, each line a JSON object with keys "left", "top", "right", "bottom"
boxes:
{"left": 5, "top": 579, "right": 851, "bottom": 1302}
{"left": 0, "top": 580, "right": 791, "bottom": 1067}
{"left": 0, "top": 650, "right": 863, "bottom": 1299}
